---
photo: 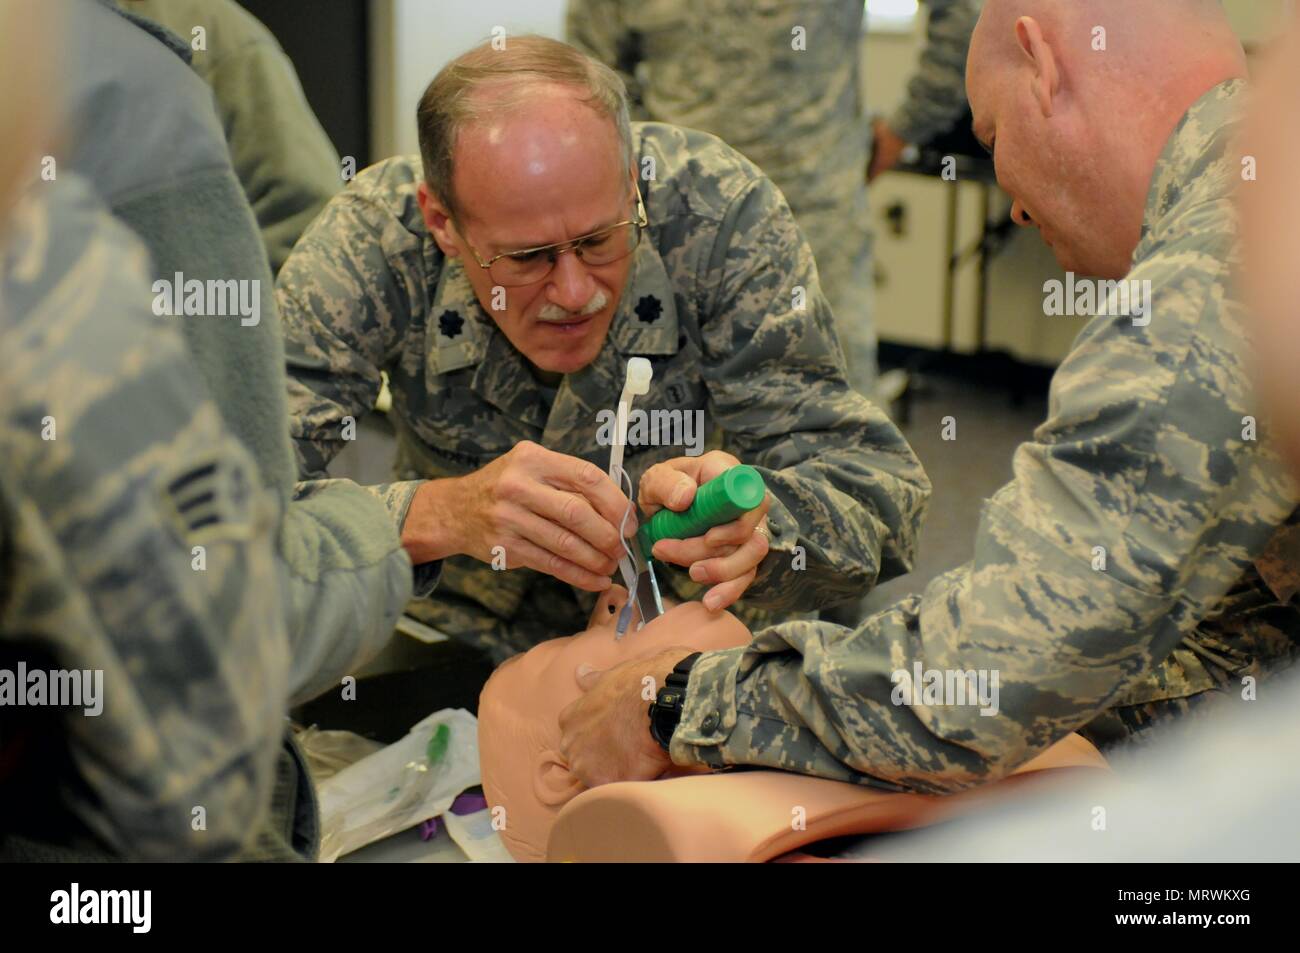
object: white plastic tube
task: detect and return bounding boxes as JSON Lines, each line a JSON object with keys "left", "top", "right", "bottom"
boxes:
{"left": 607, "top": 358, "right": 653, "bottom": 620}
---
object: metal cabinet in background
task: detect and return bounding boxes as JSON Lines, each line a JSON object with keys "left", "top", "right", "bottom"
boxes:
{"left": 871, "top": 166, "right": 1089, "bottom": 368}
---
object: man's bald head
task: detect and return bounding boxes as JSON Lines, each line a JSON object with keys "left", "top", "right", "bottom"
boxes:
{"left": 967, "top": 0, "right": 1245, "bottom": 277}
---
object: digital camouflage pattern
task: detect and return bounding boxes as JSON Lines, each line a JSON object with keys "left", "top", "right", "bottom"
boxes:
{"left": 887, "top": 0, "right": 983, "bottom": 146}
{"left": 0, "top": 174, "right": 288, "bottom": 860}
{"left": 279, "top": 122, "right": 931, "bottom": 663}
{"left": 672, "top": 81, "right": 1300, "bottom": 792}
{"left": 64, "top": 0, "right": 413, "bottom": 710}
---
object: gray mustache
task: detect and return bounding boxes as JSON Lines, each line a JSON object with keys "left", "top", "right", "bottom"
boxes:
{"left": 537, "top": 289, "right": 609, "bottom": 322}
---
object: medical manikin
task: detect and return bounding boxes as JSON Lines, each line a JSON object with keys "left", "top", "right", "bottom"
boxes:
{"left": 478, "top": 588, "right": 1107, "bottom": 862}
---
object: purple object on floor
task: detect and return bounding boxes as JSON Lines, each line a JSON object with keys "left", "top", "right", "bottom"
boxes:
{"left": 450, "top": 792, "right": 488, "bottom": 816}
{"left": 418, "top": 817, "right": 440, "bottom": 841}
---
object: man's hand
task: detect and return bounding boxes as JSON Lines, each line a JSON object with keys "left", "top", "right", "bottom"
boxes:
{"left": 402, "top": 441, "right": 631, "bottom": 591}
{"left": 869, "top": 118, "right": 909, "bottom": 182}
{"left": 638, "top": 450, "right": 771, "bottom": 611}
{"left": 558, "top": 646, "right": 693, "bottom": 788}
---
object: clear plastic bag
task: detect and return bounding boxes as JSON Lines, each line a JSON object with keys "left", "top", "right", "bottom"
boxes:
{"left": 295, "top": 726, "right": 385, "bottom": 784}
{"left": 317, "top": 708, "right": 480, "bottom": 862}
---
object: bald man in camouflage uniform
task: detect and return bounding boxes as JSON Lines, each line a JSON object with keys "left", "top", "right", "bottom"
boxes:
{"left": 279, "top": 38, "right": 931, "bottom": 664}
{"left": 568, "top": 0, "right": 984, "bottom": 392}
{"left": 558, "top": 0, "right": 1300, "bottom": 793}
{"left": 0, "top": 173, "right": 288, "bottom": 860}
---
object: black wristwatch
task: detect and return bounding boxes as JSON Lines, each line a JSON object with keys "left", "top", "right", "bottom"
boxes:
{"left": 648, "top": 653, "right": 701, "bottom": 751}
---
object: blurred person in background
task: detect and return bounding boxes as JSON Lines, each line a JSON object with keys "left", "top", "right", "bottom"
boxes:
{"left": 0, "top": 0, "right": 287, "bottom": 861}
{"left": 869, "top": 0, "right": 984, "bottom": 181}
{"left": 118, "top": 0, "right": 342, "bottom": 274}
{"left": 40, "top": 0, "right": 420, "bottom": 860}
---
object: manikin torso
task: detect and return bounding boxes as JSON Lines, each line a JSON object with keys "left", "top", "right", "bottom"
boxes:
{"left": 478, "top": 590, "right": 749, "bottom": 862}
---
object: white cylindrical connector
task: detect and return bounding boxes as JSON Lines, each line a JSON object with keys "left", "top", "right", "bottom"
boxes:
{"left": 623, "top": 357, "right": 653, "bottom": 398}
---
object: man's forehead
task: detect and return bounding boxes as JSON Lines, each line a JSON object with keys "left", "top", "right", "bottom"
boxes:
{"left": 450, "top": 97, "right": 626, "bottom": 241}
{"left": 965, "top": 18, "right": 994, "bottom": 110}
{"left": 454, "top": 165, "right": 630, "bottom": 250}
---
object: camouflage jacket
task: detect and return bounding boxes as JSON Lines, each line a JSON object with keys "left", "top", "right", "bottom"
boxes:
{"left": 566, "top": 0, "right": 985, "bottom": 183}
{"left": 64, "top": 0, "right": 412, "bottom": 706}
{"left": 889, "top": 0, "right": 983, "bottom": 146}
{"left": 672, "top": 80, "right": 1300, "bottom": 792}
{"left": 0, "top": 174, "right": 287, "bottom": 860}
{"left": 279, "top": 123, "right": 931, "bottom": 660}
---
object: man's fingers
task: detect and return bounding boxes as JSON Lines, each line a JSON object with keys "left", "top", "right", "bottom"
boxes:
{"left": 639, "top": 463, "right": 698, "bottom": 515}
{"left": 690, "top": 528, "right": 769, "bottom": 585}
{"left": 702, "top": 568, "right": 757, "bottom": 612}
{"left": 703, "top": 507, "right": 765, "bottom": 547}
{"left": 512, "top": 508, "right": 620, "bottom": 576}
{"left": 651, "top": 535, "right": 728, "bottom": 566}
{"left": 506, "top": 538, "right": 613, "bottom": 592}
{"left": 527, "top": 483, "right": 625, "bottom": 562}
{"left": 546, "top": 449, "right": 633, "bottom": 533}
{"left": 574, "top": 663, "right": 604, "bottom": 691}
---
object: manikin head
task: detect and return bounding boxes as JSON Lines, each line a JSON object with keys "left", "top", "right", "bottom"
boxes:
{"left": 1239, "top": 21, "right": 1300, "bottom": 476}
{"left": 478, "top": 589, "right": 750, "bottom": 862}
{"left": 966, "top": 0, "right": 1247, "bottom": 278}
{"left": 415, "top": 36, "right": 639, "bottom": 377}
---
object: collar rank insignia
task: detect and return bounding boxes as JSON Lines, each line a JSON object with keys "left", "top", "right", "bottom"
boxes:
{"left": 635, "top": 294, "right": 663, "bottom": 324}
{"left": 438, "top": 309, "right": 465, "bottom": 340}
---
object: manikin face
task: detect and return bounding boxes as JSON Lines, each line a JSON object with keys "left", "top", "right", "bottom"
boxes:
{"left": 418, "top": 85, "right": 637, "bottom": 376}
{"left": 478, "top": 590, "right": 751, "bottom": 862}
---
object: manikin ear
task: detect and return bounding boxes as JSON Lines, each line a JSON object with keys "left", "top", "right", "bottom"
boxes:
{"left": 534, "top": 750, "right": 587, "bottom": 807}
{"left": 416, "top": 180, "right": 462, "bottom": 258}
{"left": 1014, "top": 16, "right": 1059, "bottom": 118}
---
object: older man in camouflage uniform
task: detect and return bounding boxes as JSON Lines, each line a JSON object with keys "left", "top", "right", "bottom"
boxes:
{"left": 559, "top": 0, "right": 1300, "bottom": 792}
{"left": 279, "top": 36, "right": 930, "bottom": 663}
{"left": 568, "top": 0, "right": 984, "bottom": 393}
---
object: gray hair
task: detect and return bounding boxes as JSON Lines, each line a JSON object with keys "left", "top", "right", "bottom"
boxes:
{"left": 417, "top": 34, "right": 634, "bottom": 217}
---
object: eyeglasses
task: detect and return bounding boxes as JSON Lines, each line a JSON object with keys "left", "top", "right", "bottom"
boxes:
{"left": 458, "top": 180, "right": 648, "bottom": 288}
